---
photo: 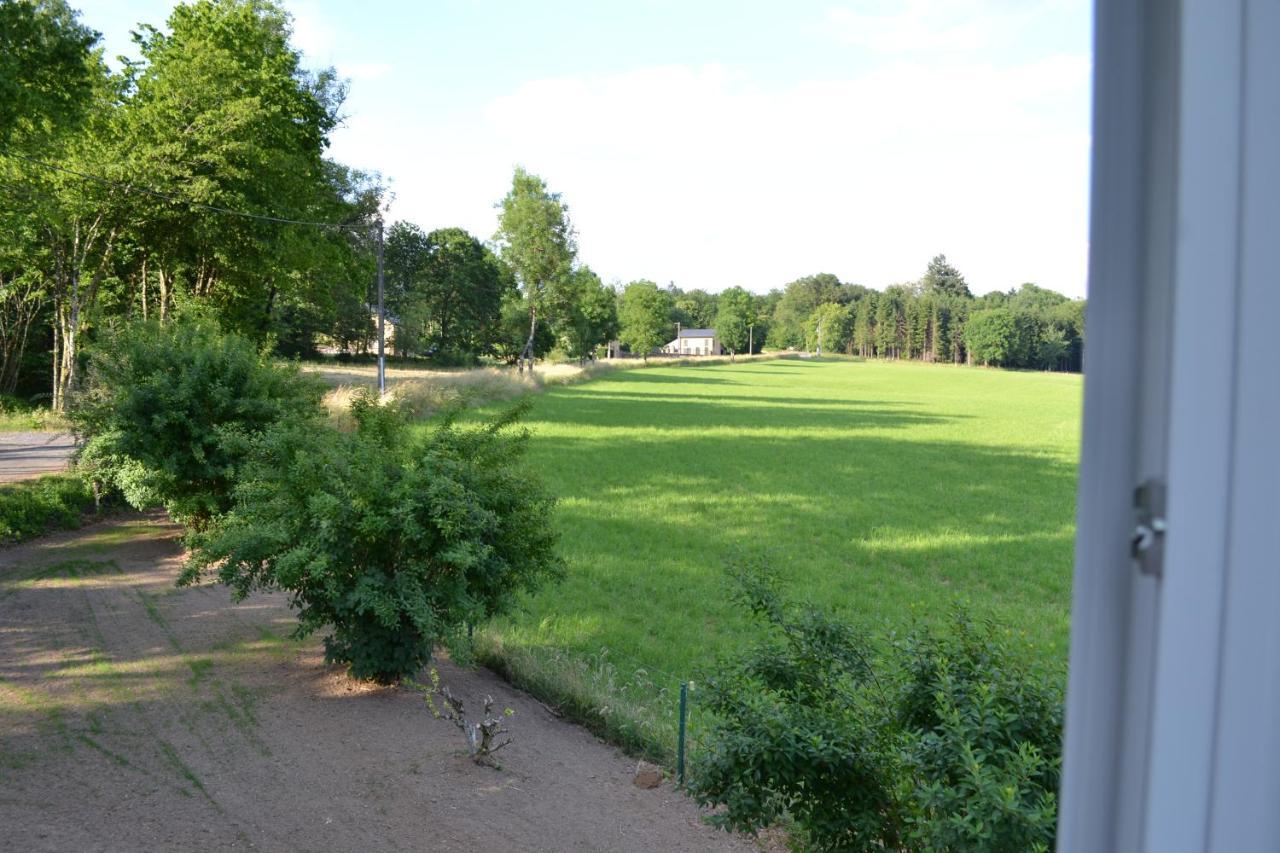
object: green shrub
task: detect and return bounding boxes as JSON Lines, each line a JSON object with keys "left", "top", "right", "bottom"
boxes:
{"left": 690, "top": 563, "right": 1063, "bottom": 853}
{"left": 0, "top": 473, "right": 99, "bottom": 544}
{"left": 182, "top": 392, "right": 563, "bottom": 684}
{"left": 896, "top": 619, "right": 1061, "bottom": 852}
{"left": 70, "top": 318, "right": 326, "bottom": 529}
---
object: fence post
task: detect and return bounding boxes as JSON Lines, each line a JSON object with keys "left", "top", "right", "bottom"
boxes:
{"left": 677, "top": 681, "right": 688, "bottom": 787}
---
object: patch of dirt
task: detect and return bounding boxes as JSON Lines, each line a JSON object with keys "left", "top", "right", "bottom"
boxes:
{"left": 0, "top": 514, "right": 758, "bottom": 852}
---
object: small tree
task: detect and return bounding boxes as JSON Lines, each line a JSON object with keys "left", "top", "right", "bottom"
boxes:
{"left": 71, "top": 316, "right": 325, "bottom": 529}
{"left": 618, "top": 280, "right": 672, "bottom": 361}
{"left": 182, "top": 394, "right": 563, "bottom": 684}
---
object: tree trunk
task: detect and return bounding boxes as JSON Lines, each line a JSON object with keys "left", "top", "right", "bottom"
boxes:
{"left": 158, "top": 266, "right": 170, "bottom": 323}
{"left": 50, "top": 319, "right": 59, "bottom": 410}
{"left": 54, "top": 283, "right": 83, "bottom": 412}
{"left": 519, "top": 304, "right": 538, "bottom": 374}
{"left": 48, "top": 218, "right": 118, "bottom": 411}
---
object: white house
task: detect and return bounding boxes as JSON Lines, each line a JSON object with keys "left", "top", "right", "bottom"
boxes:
{"left": 660, "top": 328, "right": 723, "bottom": 356}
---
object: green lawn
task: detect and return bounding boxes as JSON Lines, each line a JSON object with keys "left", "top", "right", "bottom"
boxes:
{"left": 468, "top": 358, "right": 1081, "bottom": 753}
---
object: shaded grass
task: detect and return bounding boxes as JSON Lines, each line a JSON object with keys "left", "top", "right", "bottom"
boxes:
{"left": 458, "top": 359, "right": 1080, "bottom": 759}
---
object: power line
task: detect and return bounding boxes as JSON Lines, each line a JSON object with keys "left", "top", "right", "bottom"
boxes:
{"left": 0, "top": 147, "right": 368, "bottom": 231}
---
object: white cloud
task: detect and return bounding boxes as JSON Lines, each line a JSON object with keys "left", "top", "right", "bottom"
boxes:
{"left": 338, "top": 62, "right": 392, "bottom": 81}
{"left": 284, "top": 0, "right": 336, "bottom": 63}
{"left": 826, "top": 1, "right": 996, "bottom": 54}
{"left": 324, "top": 10, "right": 1090, "bottom": 297}
{"left": 823, "top": 0, "right": 1076, "bottom": 56}
{"left": 382, "top": 58, "right": 1088, "bottom": 296}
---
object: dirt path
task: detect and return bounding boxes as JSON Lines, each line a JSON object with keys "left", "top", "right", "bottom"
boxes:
{"left": 0, "top": 515, "right": 756, "bottom": 852}
{"left": 0, "top": 432, "right": 76, "bottom": 483}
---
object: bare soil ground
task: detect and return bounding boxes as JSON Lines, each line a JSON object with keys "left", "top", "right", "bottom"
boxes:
{"left": 0, "top": 514, "right": 756, "bottom": 852}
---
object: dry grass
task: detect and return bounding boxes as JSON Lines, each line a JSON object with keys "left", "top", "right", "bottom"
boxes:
{"left": 321, "top": 368, "right": 535, "bottom": 429}
{"left": 305, "top": 362, "right": 484, "bottom": 391}
{"left": 537, "top": 352, "right": 786, "bottom": 387}
{"left": 312, "top": 353, "right": 791, "bottom": 427}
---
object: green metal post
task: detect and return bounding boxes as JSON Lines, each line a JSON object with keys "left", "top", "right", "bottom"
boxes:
{"left": 677, "top": 681, "right": 688, "bottom": 786}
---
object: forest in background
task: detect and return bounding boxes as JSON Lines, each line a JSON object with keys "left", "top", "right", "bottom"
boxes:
{"left": 0, "top": 0, "right": 1085, "bottom": 411}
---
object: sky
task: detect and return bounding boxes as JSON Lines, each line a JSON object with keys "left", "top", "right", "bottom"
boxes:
{"left": 81, "top": 0, "right": 1093, "bottom": 298}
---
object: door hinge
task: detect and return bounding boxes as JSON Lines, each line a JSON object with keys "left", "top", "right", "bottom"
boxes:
{"left": 1132, "top": 478, "right": 1167, "bottom": 577}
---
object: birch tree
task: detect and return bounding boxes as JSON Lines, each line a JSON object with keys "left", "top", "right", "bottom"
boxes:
{"left": 493, "top": 167, "right": 575, "bottom": 373}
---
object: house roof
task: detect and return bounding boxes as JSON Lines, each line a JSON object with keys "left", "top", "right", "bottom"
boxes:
{"left": 678, "top": 328, "right": 715, "bottom": 337}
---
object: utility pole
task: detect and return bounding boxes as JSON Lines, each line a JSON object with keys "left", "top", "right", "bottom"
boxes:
{"left": 816, "top": 317, "right": 823, "bottom": 357}
{"left": 749, "top": 323, "right": 754, "bottom": 356}
{"left": 376, "top": 218, "right": 386, "bottom": 395}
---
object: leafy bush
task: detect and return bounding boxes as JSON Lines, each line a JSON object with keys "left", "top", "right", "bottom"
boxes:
{"left": 182, "top": 392, "right": 563, "bottom": 684}
{"left": 690, "top": 563, "right": 1063, "bottom": 852}
{"left": 70, "top": 318, "right": 326, "bottom": 529}
{"left": 0, "top": 473, "right": 100, "bottom": 544}
{"left": 896, "top": 620, "right": 1061, "bottom": 852}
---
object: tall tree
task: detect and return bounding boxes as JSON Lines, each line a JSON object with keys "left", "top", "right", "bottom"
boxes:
{"left": 8, "top": 53, "right": 129, "bottom": 410}
{"left": 119, "top": 0, "right": 359, "bottom": 332}
{"left": 770, "top": 273, "right": 844, "bottom": 348}
{"left": 386, "top": 223, "right": 509, "bottom": 357}
{"left": 552, "top": 266, "right": 617, "bottom": 362}
{"left": 921, "top": 254, "right": 972, "bottom": 299}
{"left": 493, "top": 166, "right": 575, "bottom": 373}
{"left": 618, "top": 280, "right": 671, "bottom": 362}
{"left": 0, "top": 0, "right": 98, "bottom": 145}
{"left": 673, "top": 288, "right": 718, "bottom": 329}
{"left": 875, "top": 285, "right": 911, "bottom": 359}
{"left": 422, "top": 227, "right": 508, "bottom": 356}
{"left": 964, "top": 308, "right": 1017, "bottom": 366}
{"left": 384, "top": 221, "right": 430, "bottom": 324}
{"left": 806, "top": 302, "right": 852, "bottom": 355}
{"left": 714, "top": 286, "right": 753, "bottom": 358}
{"left": 853, "top": 294, "right": 877, "bottom": 357}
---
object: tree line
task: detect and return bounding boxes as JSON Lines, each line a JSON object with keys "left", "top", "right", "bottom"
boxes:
{"left": 604, "top": 257, "right": 1085, "bottom": 372}
{"left": 756, "top": 258, "right": 1086, "bottom": 371}
{"left": 0, "top": 0, "right": 1084, "bottom": 414}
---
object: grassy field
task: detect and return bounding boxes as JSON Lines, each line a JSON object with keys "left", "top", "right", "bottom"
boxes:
{"left": 459, "top": 357, "right": 1082, "bottom": 754}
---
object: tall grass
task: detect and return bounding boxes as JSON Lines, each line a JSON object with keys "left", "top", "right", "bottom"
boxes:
{"left": 322, "top": 368, "right": 536, "bottom": 428}
{"left": 0, "top": 400, "right": 68, "bottom": 433}
{"left": 315, "top": 353, "right": 791, "bottom": 427}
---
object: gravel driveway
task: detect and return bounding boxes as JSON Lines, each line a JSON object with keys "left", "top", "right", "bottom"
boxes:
{"left": 0, "top": 432, "right": 76, "bottom": 483}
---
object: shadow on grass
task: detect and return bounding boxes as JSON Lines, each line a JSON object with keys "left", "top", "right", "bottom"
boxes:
{"left": 477, "top": 375, "right": 1077, "bottom": 759}
{"left": 545, "top": 390, "right": 961, "bottom": 429}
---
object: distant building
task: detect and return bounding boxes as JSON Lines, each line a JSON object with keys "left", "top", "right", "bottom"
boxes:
{"left": 661, "top": 328, "right": 723, "bottom": 356}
